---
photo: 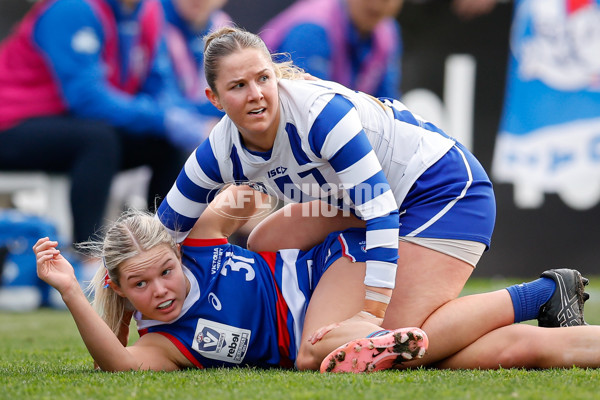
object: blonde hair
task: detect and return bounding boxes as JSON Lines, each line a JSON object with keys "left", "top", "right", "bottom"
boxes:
{"left": 79, "top": 209, "right": 178, "bottom": 336}
{"left": 203, "top": 26, "right": 305, "bottom": 92}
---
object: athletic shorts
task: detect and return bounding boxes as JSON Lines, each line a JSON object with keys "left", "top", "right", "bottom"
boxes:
{"left": 398, "top": 143, "right": 496, "bottom": 249}
{"left": 307, "top": 228, "right": 371, "bottom": 291}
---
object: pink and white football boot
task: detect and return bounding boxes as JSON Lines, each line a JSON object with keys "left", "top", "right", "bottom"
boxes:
{"left": 320, "top": 327, "right": 429, "bottom": 373}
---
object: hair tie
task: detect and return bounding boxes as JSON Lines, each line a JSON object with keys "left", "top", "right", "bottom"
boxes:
{"left": 102, "top": 256, "right": 110, "bottom": 289}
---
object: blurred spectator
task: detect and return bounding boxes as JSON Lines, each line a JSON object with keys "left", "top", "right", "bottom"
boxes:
{"left": 449, "top": 0, "right": 499, "bottom": 21}
{"left": 485, "top": 0, "right": 600, "bottom": 209}
{"left": 260, "top": 0, "right": 404, "bottom": 98}
{"left": 0, "top": 0, "right": 208, "bottom": 244}
{"left": 406, "top": 0, "right": 499, "bottom": 20}
{"left": 162, "top": 0, "right": 231, "bottom": 124}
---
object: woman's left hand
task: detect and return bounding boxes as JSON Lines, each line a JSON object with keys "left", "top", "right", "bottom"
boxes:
{"left": 307, "top": 311, "right": 383, "bottom": 345}
{"left": 34, "top": 237, "right": 78, "bottom": 295}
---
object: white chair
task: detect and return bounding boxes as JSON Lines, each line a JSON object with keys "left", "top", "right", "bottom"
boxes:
{"left": 0, "top": 167, "right": 151, "bottom": 243}
{"left": 0, "top": 172, "right": 72, "bottom": 241}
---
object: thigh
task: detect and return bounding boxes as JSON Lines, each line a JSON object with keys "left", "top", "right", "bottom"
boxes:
{"left": 0, "top": 116, "right": 118, "bottom": 171}
{"left": 119, "top": 133, "right": 188, "bottom": 209}
{"left": 297, "top": 257, "right": 380, "bottom": 370}
{"left": 302, "top": 257, "right": 366, "bottom": 338}
{"left": 383, "top": 240, "right": 474, "bottom": 329}
{"left": 384, "top": 145, "right": 493, "bottom": 328}
{"left": 119, "top": 133, "right": 187, "bottom": 172}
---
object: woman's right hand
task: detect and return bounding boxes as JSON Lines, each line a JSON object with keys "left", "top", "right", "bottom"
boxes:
{"left": 33, "top": 237, "right": 78, "bottom": 295}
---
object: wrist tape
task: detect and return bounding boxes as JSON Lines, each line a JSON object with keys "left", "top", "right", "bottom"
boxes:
{"left": 365, "top": 289, "right": 391, "bottom": 304}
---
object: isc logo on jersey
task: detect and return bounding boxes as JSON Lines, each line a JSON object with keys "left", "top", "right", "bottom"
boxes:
{"left": 192, "top": 319, "right": 251, "bottom": 364}
{"left": 267, "top": 166, "right": 287, "bottom": 178}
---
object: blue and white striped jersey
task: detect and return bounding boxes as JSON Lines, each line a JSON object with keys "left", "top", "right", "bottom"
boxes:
{"left": 157, "top": 79, "right": 455, "bottom": 288}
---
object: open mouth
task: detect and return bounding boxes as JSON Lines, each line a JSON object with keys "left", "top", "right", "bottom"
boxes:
{"left": 157, "top": 300, "right": 174, "bottom": 310}
{"left": 248, "top": 108, "right": 266, "bottom": 115}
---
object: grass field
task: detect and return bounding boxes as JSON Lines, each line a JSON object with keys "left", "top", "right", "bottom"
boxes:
{"left": 2, "top": 277, "right": 600, "bottom": 400}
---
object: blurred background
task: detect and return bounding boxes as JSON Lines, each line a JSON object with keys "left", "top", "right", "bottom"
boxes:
{"left": 1, "top": 0, "right": 599, "bottom": 280}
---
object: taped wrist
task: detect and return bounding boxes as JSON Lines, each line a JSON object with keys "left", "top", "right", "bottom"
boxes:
{"left": 365, "top": 289, "right": 391, "bottom": 304}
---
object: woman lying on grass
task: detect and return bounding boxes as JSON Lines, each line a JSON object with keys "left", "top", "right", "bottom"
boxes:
{"left": 34, "top": 185, "right": 427, "bottom": 372}
{"left": 34, "top": 185, "right": 598, "bottom": 372}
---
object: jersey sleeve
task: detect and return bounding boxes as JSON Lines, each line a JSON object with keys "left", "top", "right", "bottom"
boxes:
{"left": 307, "top": 94, "right": 399, "bottom": 289}
{"left": 33, "top": 0, "right": 166, "bottom": 134}
{"left": 156, "top": 138, "right": 225, "bottom": 242}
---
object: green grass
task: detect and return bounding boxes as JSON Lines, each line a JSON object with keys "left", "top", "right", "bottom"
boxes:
{"left": 2, "top": 277, "right": 600, "bottom": 400}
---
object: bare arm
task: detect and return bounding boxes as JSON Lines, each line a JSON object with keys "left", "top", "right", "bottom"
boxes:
{"left": 247, "top": 201, "right": 365, "bottom": 252}
{"left": 34, "top": 238, "right": 190, "bottom": 371}
{"left": 188, "top": 184, "right": 270, "bottom": 239}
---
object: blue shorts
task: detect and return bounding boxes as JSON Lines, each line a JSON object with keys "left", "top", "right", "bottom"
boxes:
{"left": 308, "top": 228, "right": 371, "bottom": 290}
{"left": 399, "top": 143, "right": 496, "bottom": 248}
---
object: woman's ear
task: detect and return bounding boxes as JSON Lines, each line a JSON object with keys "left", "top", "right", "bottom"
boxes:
{"left": 206, "top": 87, "right": 222, "bottom": 110}
{"left": 109, "top": 280, "right": 125, "bottom": 297}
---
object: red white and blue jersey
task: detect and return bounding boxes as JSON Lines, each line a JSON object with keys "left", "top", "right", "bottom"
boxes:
{"left": 157, "top": 79, "right": 456, "bottom": 288}
{"left": 135, "top": 228, "right": 369, "bottom": 369}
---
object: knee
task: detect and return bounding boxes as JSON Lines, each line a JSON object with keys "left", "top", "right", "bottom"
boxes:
{"left": 295, "top": 344, "right": 322, "bottom": 371}
{"left": 94, "top": 126, "right": 121, "bottom": 159}
{"left": 495, "top": 335, "right": 542, "bottom": 368}
{"left": 78, "top": 124, "right": 121, "bottom": 163}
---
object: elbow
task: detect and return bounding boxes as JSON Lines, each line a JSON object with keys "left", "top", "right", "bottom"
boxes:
{"left": 93, "top": 356, "right": 143, "bottom": 372}
{"left": 246, "top": 227, "right": 259, "bottom": 252}
{"left": 95, "top": 362, "right": 139, "bottom": 373}
{"left": 246, "top": 220, "right": 270, "bottom": 252}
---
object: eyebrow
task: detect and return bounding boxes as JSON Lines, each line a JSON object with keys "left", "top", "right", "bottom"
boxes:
{"left": 125, "top": 258, "right": 173, "bottom": 282}
{"left": 225, "top": 69, "right": 271, "bottom": 86}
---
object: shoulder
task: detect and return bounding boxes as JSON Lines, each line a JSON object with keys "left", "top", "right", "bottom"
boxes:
{"left": 279, "top": 79, "right": 357, "bottom": 114}
{"left": 207, "top": 117, "right": 236, "bottom": 156}
{"left": 36, "top": 0, "right": 100, "bottom": 32}
{"left": 278, "top": 79, "right": 334, "bottom": 107}
{"left": 41, "top": 0, "right": 97, "bottom": 21}
{"left": 188, "top": 118, "right": 237, "bottom": 182}
{"left": 279, "top": 78, "right": 353, "bottom": 97}
{"left": 285, "top": 23, "right": 328, "bottom": 39}
{"left": 35, "top": 0, "right": 101, "bottom": 48}
{"left": 280, "top": 24, "right": 331, "bottom": 57}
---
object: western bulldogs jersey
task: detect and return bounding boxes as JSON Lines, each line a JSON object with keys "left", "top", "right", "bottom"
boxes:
{"left": 157, "top": 79, "right": 455, "bottom": 289}
{"left": 134, "top": 228, "right": 370, "bottom": 369}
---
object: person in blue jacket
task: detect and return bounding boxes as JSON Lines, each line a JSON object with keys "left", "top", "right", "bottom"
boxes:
{"left": 0, "top": 0, "right": 206, "bottom": 244}
{"left": 161, "top": 0, "right": 232, "bottom": 118}
{"left": 260, "top": 0, "right": 404, "bottom": 99}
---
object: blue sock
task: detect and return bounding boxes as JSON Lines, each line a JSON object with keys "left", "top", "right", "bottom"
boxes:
{"left": 506, "top": 277, "right": 556, "bottom": 323}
